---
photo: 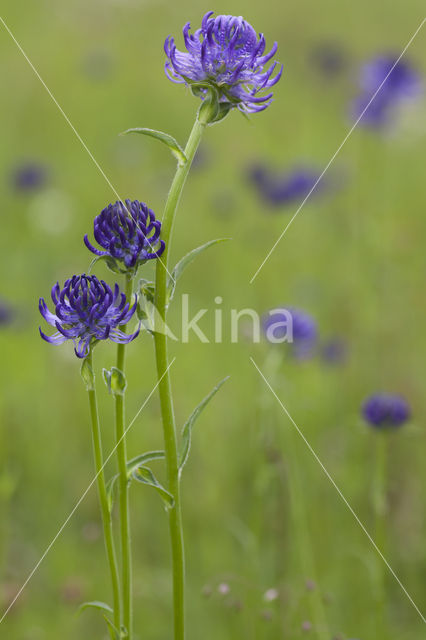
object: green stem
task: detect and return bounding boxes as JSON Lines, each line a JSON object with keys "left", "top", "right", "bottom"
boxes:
{"left": 263, "top": 354, "right": 329, "bottom": 639}
{"left": 153, "top": 112, "right": 206, "bottom": 640}
{"left": 374, "top": 434, "right": 388, "bottom": 637}
{"left": 86, "top": 351, "right": 121, "bottom": 631}
{"left": 115, "top": 274, "right": 133, "bottom": 638}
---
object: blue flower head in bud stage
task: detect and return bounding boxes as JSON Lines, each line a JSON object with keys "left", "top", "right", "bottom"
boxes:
{"left": 164, "top": 11, "right": 283, "bottom": 116}
{"left": 362, "top": 393, "right": 411, "bottom": 429}
{"left": 39, "top": 274, "right": 139, "bottom": 358}
{"left": 84, "top": 199, "right": 165, "bottom": 275}
{"left": 352, "top": 55, "right": 422, "bottom": 128}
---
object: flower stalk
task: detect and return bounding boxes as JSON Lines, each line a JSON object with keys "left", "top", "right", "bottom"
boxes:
{"left": 86, "top": 350, "right": 121, "bottom": 631}
{"left": 153, "top": 112, "right": 206, "bottom": 640}
{"left": 115, "top": 273, "right": 134, "bottom": 638}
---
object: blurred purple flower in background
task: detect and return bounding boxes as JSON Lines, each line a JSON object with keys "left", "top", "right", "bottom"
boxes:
{"left": 249, "top": 164, "right": 327, "bottom": 208}
{"left": 10, "top": 162, "right": 48, "bottom": 193}
{"left": 309, "top": 41, "right": 347, "bottom": 78}
{"left": 164, "top": 11, "right": 283, "bottom": 114}
{"left": 0, "top": 300, "right": 14, "bottom": 326}
{"left": 39, "top": 274, "right": 139, "bottom": 358}
{"left": 352, "top": 55, "right": 422, "bottom": 128}
{"left": 362, "top": 393, "right": 411, "bottom": 429}
{"left": 320, "top": 337, "right": 348, "bottom": 365}
{"left": 263, "top": 307, "right": 317, "bottom": 359}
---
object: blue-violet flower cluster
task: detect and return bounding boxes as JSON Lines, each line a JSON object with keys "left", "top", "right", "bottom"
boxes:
{"left": 84, "top": 199, "right": 165, "bottom": 273}
{"left": 249, "top": 165, "right": 326, "bottom": 208}
{"left": 39, "top": 274, "right": 139, "bottom": 358}
{"left": 362, "top": 393, "right": 411, "bottom": 429}
{"left": 263, "top": 307, "right": 317, "bottom": 359}
{"left": 352, "top": 55, "right": 422, "bottom": 128}
{"left": 164, "top": 11, "right": 283, "bottom": 114}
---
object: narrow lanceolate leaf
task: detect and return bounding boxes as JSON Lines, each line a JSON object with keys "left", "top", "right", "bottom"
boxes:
{"left": 179, "top": 377, "right": 230, "bottom": 471}
{"left": 106, "top": 451, "right": 165, "bottom": 512}
{"left": 106, "top": 474, "right": 119, "bottom": 513}
{"left": 121, "top": 128, "right": 187, "bottom": 166}
{"left": 126, "top": 451, "right": 165, "bottom": 476}
{"left": 132, "top": 466, "right": 174, "bottom": 508}
{"left": 103, "top": 616, "right": 120, "bottom": 640}
{"left": 167, "top": 238, "right": 230, "bottom": 301}
{"left": 78, "top": 600, "right": 114, "bottom": 615}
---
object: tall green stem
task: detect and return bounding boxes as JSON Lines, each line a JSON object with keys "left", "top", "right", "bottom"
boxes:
{"left": 86, "top": 351, "right": 121, "bottom": 631}
{"left": 153, "top": 113, "right": 206, "bottom": 640}
{"left": 374, "top": 434, "right": 388, "bottom": 638}
{"left": 115, "top": 274, "right": 133, "bottom": 638}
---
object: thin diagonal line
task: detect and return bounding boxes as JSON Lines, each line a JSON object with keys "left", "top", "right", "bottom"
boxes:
{"left": 0, "top": 358, "right": 175, "bottom": 624}
{"left": 250, "top": 356, "right": 426, "bottom": 625}
{"left": 249, "top": 17, "right": 426, "bottom": 284}
{"left": 0, "top": 15, "right": 174, "bottom": 282}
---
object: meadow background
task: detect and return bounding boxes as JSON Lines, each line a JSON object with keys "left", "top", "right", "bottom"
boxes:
{"left": 0, "top": 0, "right": 425, "bottom": 638}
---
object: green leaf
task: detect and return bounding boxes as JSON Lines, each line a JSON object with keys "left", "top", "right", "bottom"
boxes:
{"left": 106, "top": 474, "right": 119, "bottom": 513}
{"left": 107, "top": 451, "right": 165, "bottom": 513}
{"left": 103, "top": 367, "right": 127, "bottom": 396}
{"left": 80, "top": 357, "right": 94, "bottom": 391}
{"left": 103, "top": 616, "right": 120, "bottom": 640}
{"left": 121, "top": 128, "right": 187, "bottom": 166}
{"left": 167, "top": 238, "right": 230, "bottom": 301}
{"left": 78, "top": 600, "right": 114, "bottom": 615}
{"left": 127, "top": 450, "right": 165, "bottom": 476}
{"left": 132, "top": 466, "right": 174, "bottom": 508}
{"left": 179, "top": 377, "right": 230, "bottom": 471}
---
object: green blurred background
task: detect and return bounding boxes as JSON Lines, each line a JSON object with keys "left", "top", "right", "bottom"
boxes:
{"left": 0, "top": 0, "right": 425, "bottom": 638}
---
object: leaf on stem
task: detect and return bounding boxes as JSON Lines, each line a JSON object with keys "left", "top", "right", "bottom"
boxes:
{"left": 106, "top": 451, "right": 165, "bottom": 512}
{"left": 103, "top": 367, "right": 127, "bottom": 396}
{"left": 179, "top": 376, "right": 230, "bottom": 472}
{"left": 80, "top": 357, "right": 94, "bottom": 391}
{"left": 121, "top": 128, "right": 187, "bottom": 166}
{"left": 132, "top": 466, "right": 174, "bottom": 508}
{"left": 78, "top": 600, "right": 114, "bottom": 615}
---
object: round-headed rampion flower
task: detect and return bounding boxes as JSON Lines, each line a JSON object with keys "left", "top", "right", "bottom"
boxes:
{"left": 11, "top": 162, "right": 48, "bottom": 192}
{"left": 164, "top": 11, "right": 283, "bottom": 115}
{"left": 0, "top": 300, "right": 14, "bottom": 326}
{"left": 352, "top": 55, "right": 422, "bottom": 128}
{"left": 249, "top": 164, "right": 326, "bottom": 208}
{"left": 84, "top": 199, "right": 165, "bottom": 273}
{"left": 39, "top": 274, "right": 139, "bottom": 358}
{"left": 263, "top": 307, "right": 317, "bottom": 358}
{"left": 362, "top": 393, "right": 411, "bottom": 429}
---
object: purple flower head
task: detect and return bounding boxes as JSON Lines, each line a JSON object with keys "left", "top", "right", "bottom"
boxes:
{"left": 360, "top": 56, "right": 422, "bottom": 100}
{"left": 321, "top": 337, "right": 348, "bottom": 365}
{"left": 164, "top": 11, "right": 283, "bottom": 115}
{"left": 39, "top": 274, "right": 139, "bottom": 358}
{"left": 84, "top": 199, "right": 165, "bottom": 274}
{"left": 249, "top": 164, "right": 325, "bottom": 208}
{"left": 352, "top": 55, "right": 422, "bottom": 128}
{"left": 362, "top": 393, "right": 411, "bottom": 430}
{"left": 0, "top": 300, "right": 14, "bottom": 326}
{"left": 11, "top": 162, "right": 48, "bottom": 192}
{"left": 263, "top": 307, "right": 317, "bottom": 359}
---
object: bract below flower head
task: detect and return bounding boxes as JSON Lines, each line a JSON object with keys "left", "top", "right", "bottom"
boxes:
{"left": 39, "top": 274, "right": 139, "bottom": 358}
{"left": 164, "top": 11, "right": 283, "bottom": 116}
{"left": 362, "top": 393, "right": 411, "bottom": 429}
{"left": 84, "top": 199, "right": 165, "bottom": 274}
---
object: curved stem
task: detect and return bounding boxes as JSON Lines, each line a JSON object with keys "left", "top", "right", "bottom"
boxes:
{"left": 86, "top": 350, "right": 121, "bottom": 631}
{"left": 115, "top": 274, "right": 133, "bottom": 638}
{"left": 153, "top": 113, "right": 206, "bottom": 640}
